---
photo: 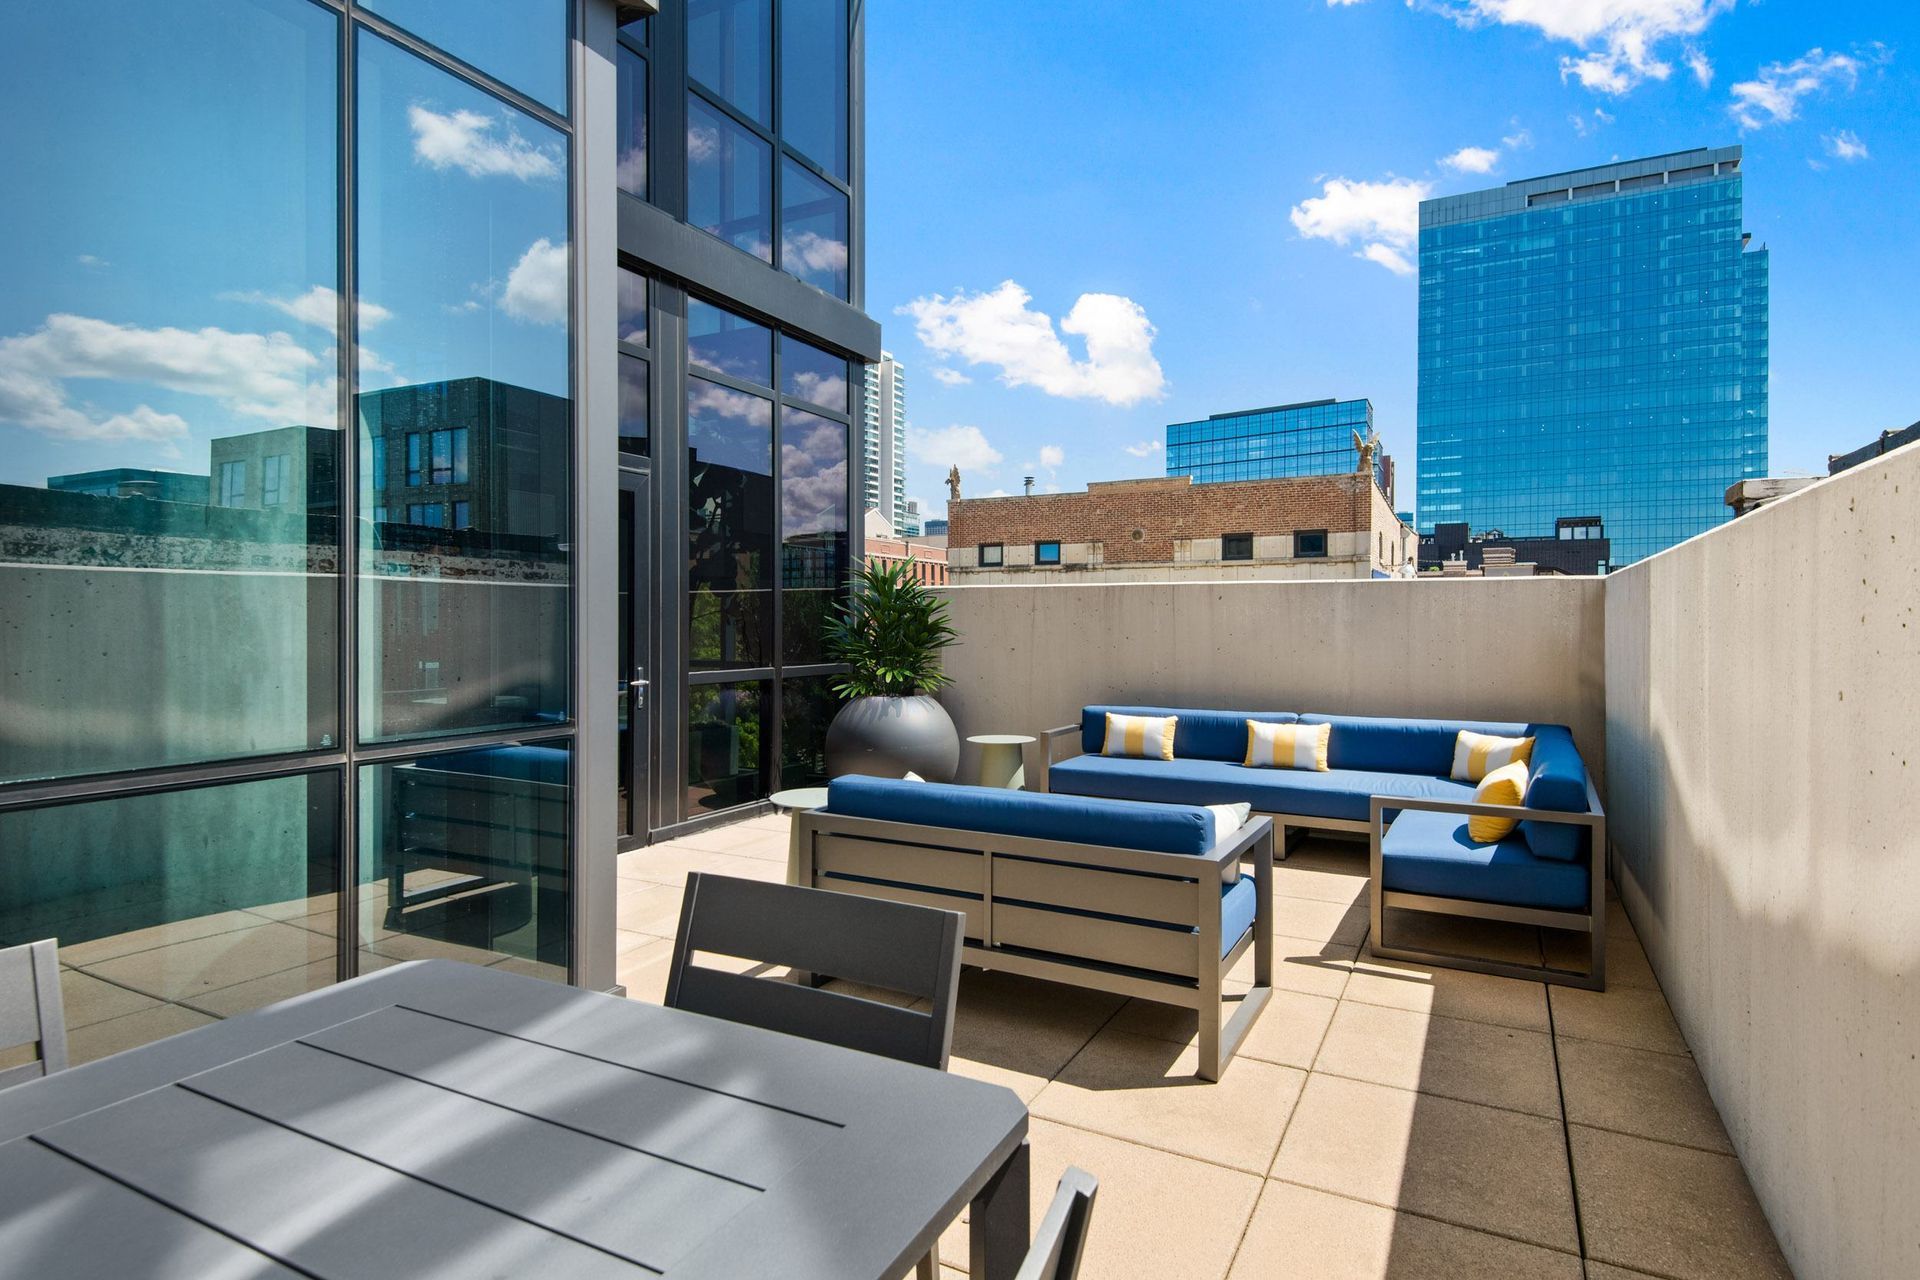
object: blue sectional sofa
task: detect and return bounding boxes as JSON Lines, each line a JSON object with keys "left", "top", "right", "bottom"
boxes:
{"left": 1037, "top": 705, "right": 1607, "bottom": 988}
{"left": 791, "top": 776, "right": 1276, "bottom": 1078}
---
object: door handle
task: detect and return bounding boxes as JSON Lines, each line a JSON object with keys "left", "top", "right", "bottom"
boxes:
{"left": 628, "top": 678, "right": 650, "bottom": 689}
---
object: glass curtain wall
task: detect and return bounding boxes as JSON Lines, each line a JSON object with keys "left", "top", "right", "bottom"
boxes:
{"left": 0, "top": 0, "right": 576, "bottom": 1065}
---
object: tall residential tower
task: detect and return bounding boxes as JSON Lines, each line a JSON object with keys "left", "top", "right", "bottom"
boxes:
{"left": 862, "top": 351, "right": 909, "bottom": 530}
{"left": 1417, "top": 147, "right": 1768, "bottom": 567}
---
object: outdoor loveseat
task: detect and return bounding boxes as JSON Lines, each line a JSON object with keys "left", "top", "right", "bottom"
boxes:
{"left": 790, "top": 777, "right": 1274, "bottom": 1079}
{"left": 1037, "top": 706, "right": 1607, "bottom": 988}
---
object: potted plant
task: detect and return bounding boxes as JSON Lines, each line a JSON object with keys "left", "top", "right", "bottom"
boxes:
{"left": 821, "top": 558, "right": 961, "bottom": 782}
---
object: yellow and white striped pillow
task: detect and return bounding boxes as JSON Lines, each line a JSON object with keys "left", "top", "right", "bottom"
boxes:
{"left": 1451, "top": 730, "right": 1534, "bottom": 782}
{"left": 1467, "top": 761, "right": 1530, "bottom": 841}
{"left": 1101, "top": 712, "right": 1177, "bottom": 761}
{"left": 1243, "top": 721, "right": 1330, "bottom": 771}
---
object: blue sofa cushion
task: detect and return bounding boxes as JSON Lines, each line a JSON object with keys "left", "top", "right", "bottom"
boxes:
{"left": 1518, "top": 723, "right": 1591, "bottom": 862}
{"left": 1296, "top": 713, "right": 1528, "bottom": 775}
{"left": 1080, "top": 705, "right": 1297, "bottom": 762}
{"left": 826, "top": 776, "right": 1216, "bottom": 856}
{"left": 1381, "top": 808, "right": 1590, "bottom": 911}
{"left": 1049, "top": 754, "right": 1477, "bottom": 822}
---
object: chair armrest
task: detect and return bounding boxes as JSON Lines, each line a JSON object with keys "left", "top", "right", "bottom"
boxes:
{"left": 1035, "top": 723, "right": 1083, "bottom": 793}
{"left": 1367, "top": 793, "right": 1605, "bottom": 829}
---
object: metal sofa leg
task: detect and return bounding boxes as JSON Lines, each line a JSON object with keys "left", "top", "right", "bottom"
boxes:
{"left": 916, "top": 1244, "right": 938, "bottom": 1278}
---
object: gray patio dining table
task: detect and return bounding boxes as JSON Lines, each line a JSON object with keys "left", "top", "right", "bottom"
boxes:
{"left": 0, "top": 959, "right": 1031, "bottom": 1280}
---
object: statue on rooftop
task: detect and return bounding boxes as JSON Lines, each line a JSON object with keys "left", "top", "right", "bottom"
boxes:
{"left": 946, "top": 465, "right": 962, "bottom": 502}
{"left": 1353, "top": 429, "right": 1378, "bottom": 477}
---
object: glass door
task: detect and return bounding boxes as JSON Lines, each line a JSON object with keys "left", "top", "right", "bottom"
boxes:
{"left": 618, "top": 469, "right": 653, "bottom": 848}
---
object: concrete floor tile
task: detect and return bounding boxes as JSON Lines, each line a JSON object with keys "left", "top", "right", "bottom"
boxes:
{"left": 1110, "top": 987, "right": 1336, "bottom": 1072}
{"left": 1341, "top": 958, "right": 1550, "bottom": 1032}
{"left": 1228, "top": 1179, "right": 1583, "bottom": 1280}
{"left": 1570, "top": 1125, "right": 1791, "bottom": 1279}
{"left": 77, "top": 922, "right": 333, "bottom": 1003}
{"left": 1557, "top": 1037, "right": 1732, "bottom": 1154}
{"left": 1542, "top": 920, "right": 1658, "bottom": 990}
{"left": 943, "top": 969, "right": 1124, "bottom": 1103}
{"left": 1271, "top": 1073, "right": 1577, "bottom": 1253}
{"left": 615, "top": 935, "right": 675, "bottom": 1003}
{"left": 1270, "top": 857, "right": 1370, "bottom": 906}
{"left": 1583, "top": 1265, "right": 1666, "bottom": 1280}
{"left": 1376, "top": 909, "right": 1544, "bottom": 968}
{"left": 615, "top": 881, "right": 688, "bottom": 937}
{"left": 66, "top": 1003, "right": 218, "bottom": 1065}
{"left": 1271, "top": 895, "right": 1370, "bottom": 946}
{"left": 58, "top": 968, "right": 162, "bottom": 1030}
{"left": 1263, "top": 936, "right": 1359, "bottom": 999}
{"left": 1313, "top": 1001, "right": 1561, "bottom": 1118}
{"left": 58, "top": 910, "right": 267, "bottom": 967}
{"left": 1031, "top": 1026, "right": 1304, "bottom": 1173}
{"left": 616, "top": 844, "right": 765, "bottom": 884}
{"left": 1550, "top": 984, "right": 1690, "bottom": 1056}
{"left": 182, "top": 958, "right": 335, "bottom": 1019}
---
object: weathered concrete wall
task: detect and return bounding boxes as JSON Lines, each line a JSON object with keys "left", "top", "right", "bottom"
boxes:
{"left": 936, "top": 576, "right": 1608, "bottom": 791}
{"left": 1605, "top": 442, "right": 1920, "bottom": 1279}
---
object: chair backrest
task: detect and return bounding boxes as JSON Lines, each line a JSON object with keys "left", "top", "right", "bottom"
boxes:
{"left": 1015, "top": 1166, "right": 1100, "bottom": 1280}
{"left": 664, "top": 873, "right": 964, "bottom": 1069}
{"left": 0, "top": 940, "right": 68, "bottom": 1089}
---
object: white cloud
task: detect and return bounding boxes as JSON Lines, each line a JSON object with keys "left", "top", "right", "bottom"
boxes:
{"left": 501, "top": 238, "right": 569, "bottom": 326}
{"left": 908, "top": 424, "right": 1003, "bottom": 472}
{"left": 780, "top": 420, "right": 849, "bottom": 537}
{"left": 1123, "top": 440, "right": 1162, "bottom": 458}
{"left": 928, "top": 366, "right": 971, "bottom": 386}
{"left": 1729, "top": 46, "right": 1884, "bottom": 131}
{"left": 979, "top": 488, "right": 1011, "bottom": 499}
{"left": 1420, "top": 0, "right": 1736, "bottom": 95}
{"left": 1501, "top": 126, "right": 1534, "bottom": 150}
{"left": 1569, "top": 107, "right": 1616, "bottom": 137}
{"left": 76, "top": 255, "right": 109, "bottom": 269}
{"left": 0, "top": 313, "right": 333, "bottom": 443}
{"left": 901, "top": 281, "right": 1166, "bottom": 407}
{"left": 1823, "top": 129, "right": 1870, "bottom": 162}
{"left": 223, "top": 285, "right": 389, "bottom": 332}
{"left": 1037, "top": 444, "right": 1065, "bottom": 469}
{"left": 789, "top": 370, "right": 848, "bottom": 407}
{"left": 1684, "top": 46, "right": 1714, "bottom": 86}
{"left": 1290, "top": 176, "right": 1430, "bottom": 275}
{"left": 1442, "top": 146, "right": 1502, "bottom": 174}
{"left": 780, "top": 230, "right": 849, "bottom": 275}
{"left": 408, "top": 104, "right": 561, "bottom": 181}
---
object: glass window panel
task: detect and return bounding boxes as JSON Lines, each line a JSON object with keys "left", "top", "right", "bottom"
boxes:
{"left": 617, "top": 267, "right": 648, "bottom": 346}
{"left": 780, "top": 333, "right": 848, "bottom": 412}
{"left": 361, "top": 0, "right": 568, "bottom": 114}
{"left": 780, "top": 675, "right": 844, "bottom": 789}
{"left": 687, "top": 682, "right": 767, "bottom": 814}
{"left": 0, "top": 773, "right": 340, "bottom": 1061}
{"left": 781, "top": 407, "right": 847, "bottom": 663}
{"left": 688, "top": 298, "right": 772, "bottom": 384}
{"left": 687, "top": 0, "right": 770, "bottom": 127}
{"left": 358, "top": 741, "right": 570, "bottom": 979}
{"left": 780, "top": 0, "right": 848, "bottom": 180}
{"left": 616, "top": 44, "right": 646, "bottom": 198}
{"left": 0, "top": 1, "right": 340, "bottom": 782}
{"left": 688, "top": 377, "right": 773, "bottom": 668}
{"left": 356, "top": 33, "right": 572, "bottom": 743}
{"left": 618, "top": 12, "right": 650, "bottom": 44}
{"left": 687, "top": 95, "right": 772, "bottom": 263}
{"left": 780, "top": 158, "right": 849, "bottom": 299}
{"left": 618, "top": 353, "right": 650, "bottom": 456}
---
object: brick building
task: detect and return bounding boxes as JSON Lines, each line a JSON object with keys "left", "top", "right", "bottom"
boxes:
{"left": 948, "top": 473, "right": 1412, "bottom": 581}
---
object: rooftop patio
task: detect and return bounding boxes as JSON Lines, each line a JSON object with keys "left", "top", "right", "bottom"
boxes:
{"left": 617, "top": 815, "right": 1790, "bottom": 1280}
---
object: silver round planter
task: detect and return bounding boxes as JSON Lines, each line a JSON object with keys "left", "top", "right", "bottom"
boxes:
{"left": 824, "top": 694, "right": 960, "bottom": 783}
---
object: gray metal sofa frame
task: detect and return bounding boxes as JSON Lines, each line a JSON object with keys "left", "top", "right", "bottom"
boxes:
{"left": 0, "top": 939, "right": 68, "bottom": 1089}
{"left": 1015, "top": 1166, "right": 1099, "bottom": 1280}
{"left": 791, "top": 810, "right": 1275, "bottom": 1081}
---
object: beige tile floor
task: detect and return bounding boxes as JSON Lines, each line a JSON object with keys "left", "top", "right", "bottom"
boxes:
{"left": 619, "top": 815, "right": 1793, "bottom": 1280}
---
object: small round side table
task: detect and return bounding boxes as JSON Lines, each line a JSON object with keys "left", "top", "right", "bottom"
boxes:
{"left": 968, "top": 734, "right": 1036, "bottom": 790}
{"left": 767, "top": 786, "right": 830, "bottom": 814}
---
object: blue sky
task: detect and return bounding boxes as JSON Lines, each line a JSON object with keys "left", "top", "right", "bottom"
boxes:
{"left": 865, "top": 0, "right": 1920, "bottom": 521}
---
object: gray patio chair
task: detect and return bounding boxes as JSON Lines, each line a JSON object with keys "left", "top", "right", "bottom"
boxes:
{"left": 0, "top": 940, "right": 68, "bottom": 1089}
{"left": 1015, "top": 1167, "right": 1100, "bottom": 1280}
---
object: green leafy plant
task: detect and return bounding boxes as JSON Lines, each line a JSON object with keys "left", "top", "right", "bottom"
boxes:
{"left": 825, "top": 558, "right": 959, "bottom": 697}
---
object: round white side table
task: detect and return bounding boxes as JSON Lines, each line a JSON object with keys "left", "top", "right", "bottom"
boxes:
{"left": 968, "top": 734, "right": 1036, "bottom": 790}
{"left": 768, "top": 786, "right": 830, "bottom": 813}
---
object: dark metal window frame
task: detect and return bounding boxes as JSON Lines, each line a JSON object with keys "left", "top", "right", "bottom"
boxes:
{"left": 1034, "top": 540, "right": 1061, "bottom": 566}
{"left": 978, "top": 542, "right": 1004, "bottom": 567}
{"left": 1295, "top": 529, "right": 1329, "bottom": 558}
{"left": 1222, "top": 532, "right": 1254, "bottom": 561}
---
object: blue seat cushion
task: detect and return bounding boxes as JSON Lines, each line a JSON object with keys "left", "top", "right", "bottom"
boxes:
{"left": 1080, "top": 705, "right": 1297, "bottom": 762}
{"left": 406, "top": 745, "right": 571, "bottom": 787}
{"left": 1519, "top": 723, "right": 1591, "bottom": 862}
{"left": 1296, "top": 713, "right": 1528, "bottom": 775}
{"left": 826, "top": 776, "right": 1216, "bottom": 856}
{"left": 1049, "top": 754, "right": 1476, "bottom": 823}
{"left": 1381, "top": 808, "right": 1590, "bottom": 911}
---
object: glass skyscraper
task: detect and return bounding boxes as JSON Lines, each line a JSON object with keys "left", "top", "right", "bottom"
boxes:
{"left": 1417, "top": 146, "right": 1768, "bottom": 567}
{"left": 1167, "top": 398, "right": 1390, "bottom": 497}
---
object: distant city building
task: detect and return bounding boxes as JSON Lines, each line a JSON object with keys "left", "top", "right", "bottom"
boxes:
{"left": 1166, "top": 397, "right": 1393, "bottom": 505}
{"left": 861, "top": 351, "right": 908, "bottom": 528}
{"left": 1729, "top": 418, "right": 1920, "bottom": 517}
{"left": 359, "top": 378, "right": 569, "bottom": 535}
{"left": 949, "top": 473, "right": 1412, "bottom": 582}
{"left": 1419, "top": 517, "right": 1611, "bottom": 576}
{"left": 897, "top": 497, "right": 923, "bottom": 536}
{"left": 865, "top": 506, "right": 949, "bottom": 585}
{"left": 208, "top": 426, "right": 338, "bottom": 513}
{"left": 1418, "top": 146, "right": 1769, "bottom": 567}
{"left": 46, "top": 468, "right": 209, "bottom": 505}
{"left": 1829, "top": 420, "right": 1919, "bottom": 476}
{"left": 922, "top": 517, "right": 948, "bottom": 536}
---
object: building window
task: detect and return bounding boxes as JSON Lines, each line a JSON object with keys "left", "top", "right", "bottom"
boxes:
{"left": 452, "top": 500, "right": 471, "bottom": 529}
{"left": 687, "top": 94, "right": 772, "bottom": 263}
{"left": 371, "top": 440, "right": 387, "bottom": 492}
{"left": 979, "top": 542, "right": 1003, "bottom": 567}
{"left": 262, "top": 454, "right": 289, "bottom": 507}
{"left": 617, "top": 42, "right": 647, "bottom": 199}
{"left": 427, "top": 427, "right": 468, "bottom": 485}
{"left": 1035, "top": 541, "right": 1061, "bottom": 565}
{"left": 405, "top": 432, "right": 422, "bottom": 486}
{"left": 218, "top": 460, "right": 247, "bottom": 508}
{"left": 407, "top": 502, "right": 446, "bottom": 528}
{"left": 1222, "top": 532, "right": 1253, "bottom": 561}
{"left": 1296, "top": 529, "right": 1328, "bottom": 558}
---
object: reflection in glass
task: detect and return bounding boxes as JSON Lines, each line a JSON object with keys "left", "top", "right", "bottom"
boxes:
{"left": 0, "top": 774, "right": 340, "bottom": 1062}
{"left": 359, "top": 741, "right": 571, "bottom": 980}
{"left": 687, "top": 683, "right": 767, "bottom": 813}
{"left": 617, "top": 44, "right": 646, "bottom": 197}
{"left": 619, "top": 354, "right": 651, "bottom": 456}
{"left": 781, "top": 408, "right": 849, "bottom": 663}
{"left": 781, "top": 676, "right": 844, "bottom": 789}
{"left": 689, "top": 298, "right": 772, "bottom": 385}
{"left": 687, "top": 95, "right": 772, "bottom": 263}
{"left": 362, "top": 0, "right": 569, "bottom": 114}
{"left": 0, "top": 1, "right": 340, "bottom": 782}
{"left": 780, "top": 158, "right": 850, "bottom": 299}
{"left": 688, "top": 0, "right": 770, "bottom": 126}
{"left": 618, "top": 267, "right": 648, "bottom": 346}
{"left": 780, "top": 0, "right": 849, "bottom": 180}
{"left": 356, "top": 32, "right": 572, "bottom": 744}
{"left": 689, "top": 378, "right": 773, "bottom": 668}
{"left": 781, "top": 334, "right": 849, "bottom": 412}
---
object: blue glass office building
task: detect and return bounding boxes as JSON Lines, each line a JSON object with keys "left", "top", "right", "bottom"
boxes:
{"left": 1417, "top": 147, "right": 1768, "bottom": 567}
{"left": 1168, "top": 398, "right": 1388, "bottom": 493}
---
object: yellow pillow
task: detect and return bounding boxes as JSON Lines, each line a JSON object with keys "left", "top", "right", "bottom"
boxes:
{"left": 1102, "top": 712, "right": 1177, "bottom": 761}
{"left": 1468, "top": 761, "right": 1530, "bottom": 842}
{"left": 1451, "top": 730, "right": 1534, "bottom": 782}
{"left": 1244, "top": 721, "right": 1330, "bottom": 771}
